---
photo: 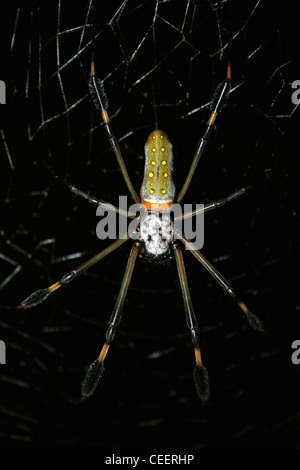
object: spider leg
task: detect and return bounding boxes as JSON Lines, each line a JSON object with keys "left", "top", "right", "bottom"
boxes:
{"left": 89, "top": 61, "right": 140, "bottom": 204}
{"left": 176, "top": 187, "right": 248, "bottom": 221}
{"left": 65, "top": 181, "right": 137, "bottom": 219}
{"left": 172, "top": 242, "right": 210, "bottom": 403}
{"left": 177, "top": 64, "right": 232, "bottom": 204}
{"left": 17, "top": 235, "right": 131, "bottom": 309}
{"left": 42, "top": 153, "right": 137, "bottom": 219}
{"left": 180, "top": 235, "right": 264, "bottom": 333}
{"left": 81, "top": 242, "right": 140, "bottom": 399}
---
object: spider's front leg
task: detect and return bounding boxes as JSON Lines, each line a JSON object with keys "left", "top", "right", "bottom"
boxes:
{"left": 81, "top": 241, "right": 141, "bottom": 399}
{"left": 172, "top": 241, "right": 210, "bottom": 403}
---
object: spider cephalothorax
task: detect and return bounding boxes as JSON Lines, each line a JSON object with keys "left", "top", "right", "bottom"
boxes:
{"left": 138, "top": 211, "right": 174, "bottom": 263}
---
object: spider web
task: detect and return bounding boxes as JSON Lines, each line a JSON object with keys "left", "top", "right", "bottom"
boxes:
{"left": 0, "top": 0, "right": 299, "bottom": 451}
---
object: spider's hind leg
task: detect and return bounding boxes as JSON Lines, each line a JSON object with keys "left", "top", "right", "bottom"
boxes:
{"left": 177, "top": 64, "right": 232, "bottom": 204}
{"left": 89, "top": 62, "right": 140, "bottom": 204}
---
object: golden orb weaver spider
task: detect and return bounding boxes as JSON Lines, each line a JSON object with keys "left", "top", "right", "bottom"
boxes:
{"left": 17, "top": 60, "right": 264, "bottom": 403}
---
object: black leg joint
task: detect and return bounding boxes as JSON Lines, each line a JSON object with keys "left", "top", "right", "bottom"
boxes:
{"left": 214, "top": 199, "right": 227, "bottom": 208}
{"left": 226, "top": 286, "right": 238, "bottom": 301}
{"left": 189, "top": 327, "right": 200, "bottom": 348}
{"left": 60, "top": 270, "right": 77, "bottom": 286}
{"left": 105, "top": 324, "right": 116, "bottom": 344}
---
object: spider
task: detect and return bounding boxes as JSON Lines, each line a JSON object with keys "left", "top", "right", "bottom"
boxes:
{"left": 17, "top": 61, "right": 264, "bottom": 403}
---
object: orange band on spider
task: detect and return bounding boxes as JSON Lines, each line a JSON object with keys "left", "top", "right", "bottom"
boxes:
{"left": 238, "top": 301, "right": 248, "bottom": 313}
{"left": 90, "top": 60, "right": 96, "bottom": 77}
{"left": 141, "top": 200, "right": 173, "bottom": 211}
{"left": 98, "top": 343, "right": 110, "bottom": 363}
{"left": 48, "top": 281, "right": 61, "bottom": 293}
{"left": 101, "top": 109, "right": 109, "bottom": 123}
{"left": 194, "top": 347, "right": 203, "bottom": 366}
{"left": 208, "top": 111, "right": 218, "bottom": 126}
{"left": 226, "top": 63, "right": 232, "bottom": 81}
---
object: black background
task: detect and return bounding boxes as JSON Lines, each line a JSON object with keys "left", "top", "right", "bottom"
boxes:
{"left": 0, "top": 0, "right": 299, "bottom": 452}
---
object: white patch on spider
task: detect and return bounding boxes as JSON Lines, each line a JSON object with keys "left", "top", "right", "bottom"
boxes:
{"left": 139, "top": 212, "right": 174, "bottom": 257}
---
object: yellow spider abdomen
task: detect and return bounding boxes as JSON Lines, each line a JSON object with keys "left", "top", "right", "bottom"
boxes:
{"left": 141, "top": 130, "right": 175, "bottom": 208}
